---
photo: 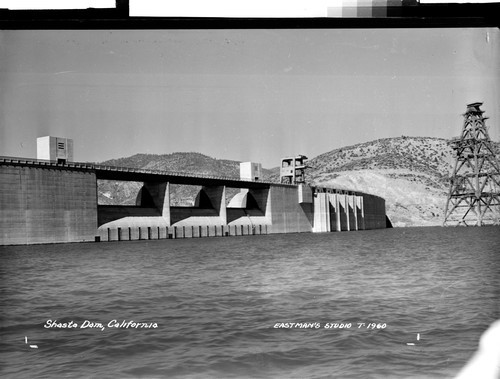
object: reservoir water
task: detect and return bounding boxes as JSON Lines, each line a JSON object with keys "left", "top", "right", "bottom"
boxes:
{"left": 1, "top": 226, "right": 499, "bottom": 378}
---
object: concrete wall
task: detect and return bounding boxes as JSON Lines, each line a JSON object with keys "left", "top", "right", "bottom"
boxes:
{"left": 96, "top": 223, "right": 271, "bottom": 242}
{"left": 0, "top": 163, "right": 388, "bottom": 245}
{"left": 312, "top": 191, "right": 383, "bottom": 233}
{"left": 313, "top": 192, "right": 330, "bottom": 232}
{"left": 170, "top": 207, "right": 219, "bottom": 223}
{"left": 143, "top": 182, "right": 170, "bottom": 223}
{"left": 362, "top": 193, "right": 386, "bottom": 230}
{"left": 268, "top": 186, "right": 313, "bottom": 234}
{"left": 0, "top": 165, "right": 97, "bottom": 245}
{"left": 98, "top": 206, "right": 162, "bottom": 226}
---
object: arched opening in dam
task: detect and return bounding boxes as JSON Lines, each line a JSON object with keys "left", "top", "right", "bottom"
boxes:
{"left": 96, "top": 178, "right": 272, "bottom": 239}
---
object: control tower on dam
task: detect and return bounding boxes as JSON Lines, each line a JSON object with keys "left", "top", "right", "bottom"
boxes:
{"left": 0, "top": 155, "right": 388, "bottom": 245}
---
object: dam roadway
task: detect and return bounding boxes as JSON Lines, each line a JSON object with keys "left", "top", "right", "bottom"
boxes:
{"left": 0, "top": 156, "right": 388, "bottom": 245}
{"left": 0, "top": 156, "right": 281, "bottom": 188}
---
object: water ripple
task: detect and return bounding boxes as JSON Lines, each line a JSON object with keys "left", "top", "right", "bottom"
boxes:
{"left": 1, "top": 226, "right": 499, "bottom": 378}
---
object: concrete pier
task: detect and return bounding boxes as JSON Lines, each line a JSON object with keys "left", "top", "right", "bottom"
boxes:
{"left": 312, "top": 190, "right": 380, "bottom": 234}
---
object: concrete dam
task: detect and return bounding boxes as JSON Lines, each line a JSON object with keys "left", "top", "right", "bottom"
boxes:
{"left": 0, "top": 157, "right": 388, "bottom": 246}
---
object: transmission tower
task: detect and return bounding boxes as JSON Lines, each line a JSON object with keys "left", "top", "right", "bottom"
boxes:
{"left": 443, "top": 102, "right": 500, "bottom": 226}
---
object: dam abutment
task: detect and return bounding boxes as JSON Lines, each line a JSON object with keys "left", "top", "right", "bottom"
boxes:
{"left": 0, "top": 163, "right": 98, "bottom": 245}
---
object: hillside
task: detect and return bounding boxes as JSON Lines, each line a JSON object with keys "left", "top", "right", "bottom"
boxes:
{"left": 98, "top": 152, "right": 274, "bottom": 206}
{"left": 305, "top": 137, "right": 499, "bottom": 227}
{"left": 101, "top": 152, "right": 241, "bottom": 176}
{"left": 97, "top": 137, "right": 499, "bottom": 227}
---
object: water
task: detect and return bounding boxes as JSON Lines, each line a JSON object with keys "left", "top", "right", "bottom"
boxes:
{"left": 0, "top": 227, "right": 499, "bottom": 379}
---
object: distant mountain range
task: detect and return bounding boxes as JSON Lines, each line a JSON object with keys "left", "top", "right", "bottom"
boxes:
{"left": 97, "top": 137, "right": 500, "bottom": 227}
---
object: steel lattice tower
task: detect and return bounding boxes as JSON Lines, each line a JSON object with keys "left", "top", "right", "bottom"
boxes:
{"left": 443, "top": 102, "right": 500, "bottom": 226}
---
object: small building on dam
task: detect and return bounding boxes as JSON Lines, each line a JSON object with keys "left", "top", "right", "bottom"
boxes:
{"left": 0, "top": 138, "right": 388, "bottom": 245}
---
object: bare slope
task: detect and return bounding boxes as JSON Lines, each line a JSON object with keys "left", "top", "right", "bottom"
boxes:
{"left": 307, "top": 137, "right": 498, "bottom": 227}
{"left": 97, "top": 138, "right": 499, "bottom": 227}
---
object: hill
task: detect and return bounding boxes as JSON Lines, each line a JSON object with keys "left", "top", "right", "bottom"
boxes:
{"left": 101, "top": 152, "right": 241, "bottom": 176}
{"left": 304, "top": 136, "right": 499, "bottom": 227}
{"left": 97, "top": 152, "right": 274, "bottom": 206}
{"left": 97, "top": 137, "right": 499, "bottom": 227}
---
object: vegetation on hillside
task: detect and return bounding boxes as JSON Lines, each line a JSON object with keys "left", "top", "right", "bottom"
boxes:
{"left": 305, "top": 137, "right": 499, "bottom": 226}
{"left": 97, "top": 152, "right": 274, "bottom": 206}
{"left": 97, "top": 137, "right": 499, "bottom": 226}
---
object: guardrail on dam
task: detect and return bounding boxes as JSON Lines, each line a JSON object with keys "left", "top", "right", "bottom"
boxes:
{"left": 0, "top": 157, "right": 388, "bottom": 245}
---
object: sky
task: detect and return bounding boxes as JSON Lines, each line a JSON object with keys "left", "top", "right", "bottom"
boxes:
{"left": 0, "top": 28, "right": 499, "bottom": 168}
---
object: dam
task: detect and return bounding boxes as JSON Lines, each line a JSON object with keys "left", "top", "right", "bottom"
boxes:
{"left": 0, "top": 157, "right": 387, "bottom": 245}
{"left": 0, "top": 139, "right": 387, "bottom": 245}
